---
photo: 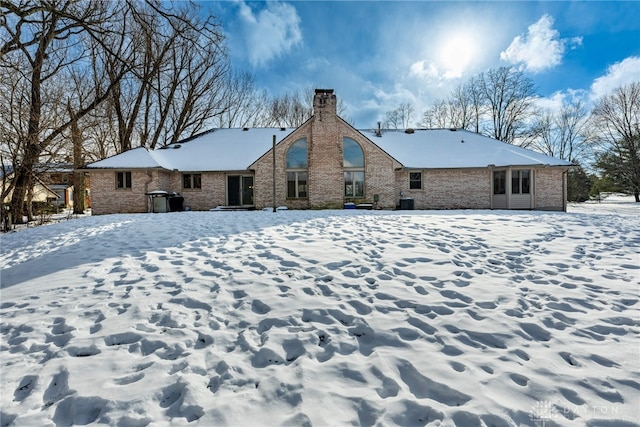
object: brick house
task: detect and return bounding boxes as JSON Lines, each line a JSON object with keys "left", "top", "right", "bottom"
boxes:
{"left": 84, "top": 89, "right": 572, "bottom": 214}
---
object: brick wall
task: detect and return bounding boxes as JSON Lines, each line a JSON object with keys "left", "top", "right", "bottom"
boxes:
{"left": 252, "top": 127, "right": 311, "bottom": 209}
{"left": 89, "top": 90, "right": 568, "bottom": 213}
{"left": 90, "top": 170, "right": 155, "bottom": 215}
{"left": 177, "top": 172, "right": 226, "bottom": 210}
{"left": 535, "top": 167, "right": 567, "bottom": 211}
{"left": 252, "top": 91, "right": 400, "bottom": 210}
{"left": 395, "top": 169, "right": 492, "bottom": 209}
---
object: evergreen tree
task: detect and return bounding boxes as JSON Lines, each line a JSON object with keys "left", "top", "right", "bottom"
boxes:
{"left": 567, "top": 166, "right": 591, "bottom": 202}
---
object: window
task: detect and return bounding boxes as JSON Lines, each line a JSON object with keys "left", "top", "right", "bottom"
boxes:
{"left": 493, "top": 171, "right": 506, "bottom": 195}
{"left": 409, "top": 172, "right": 422, "bottom": 189}
{"left": 183, "top": 173, "right": 202, "bottom": 189}
{"left": 343, "top": 138, "right": 365, "bottom": 198}
{"left": 287, "top": 171, "right": 307, "bottom": 198}
{"left": 512, "top": 170, "right": 531, "bottom": 194}
{"left": 286, "top": 139, "right": 308, "bottom": 198}
{"left": 286, "top": 138, "right": 308, "bottom": 169}
{"left": 116, "top": 171, "right": 132, "bottom": 189}
{"left": 344, "top": 171, "right": 364, "bottom": 197}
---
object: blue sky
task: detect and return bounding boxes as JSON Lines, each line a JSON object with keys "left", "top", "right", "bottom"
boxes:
{"left": 206, "top": 1, "right": 640, "bottom": 128}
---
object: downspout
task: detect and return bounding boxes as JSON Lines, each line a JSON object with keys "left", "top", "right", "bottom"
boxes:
{"left": 272, "top": 135, "right": 276, "bottom": 212}
{"left": 145, "top": 169, "right": 153, "bottom": 212}
{"left": 562, "top": 169, "right": 567, "bottom": 212}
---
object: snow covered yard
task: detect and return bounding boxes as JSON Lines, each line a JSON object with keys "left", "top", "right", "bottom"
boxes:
{"left": 1, "top": 197, "right": 639, "bottom": 426}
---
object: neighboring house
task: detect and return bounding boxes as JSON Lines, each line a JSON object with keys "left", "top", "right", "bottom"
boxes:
{"left": 1, "top": 163, "right": 90, "bottom": 209}
{"left": 84, "top": 89, "right": 572, "bottom": 215}
{"left": 1, "top": 165, "right": 60, "bottom": 206}
{"left": 38, "top": 163, "right": 74, "bottom": 207}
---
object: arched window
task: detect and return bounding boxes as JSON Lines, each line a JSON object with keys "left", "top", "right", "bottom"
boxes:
{"left": 343, "top": 138, "right": 364, "bottom": 198}
{"left": 286, "top": 138, "right": 308, "bottom": 198}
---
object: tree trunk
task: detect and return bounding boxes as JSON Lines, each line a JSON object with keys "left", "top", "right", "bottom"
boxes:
{"left": 9, "top": 12, "right": 58, "bottom": 224}
{"left": 10, "top": 145, "right": 39, "bottom": 224}
{"left": 69, "top": 105, "right": 86, "bottom": 214}
{"left": 72, "top": 137, "right": 86, "bottom": 214}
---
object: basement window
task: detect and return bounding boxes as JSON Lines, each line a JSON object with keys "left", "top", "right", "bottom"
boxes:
{"left": 116, "top": 171, "right": 132, "bottom": 189}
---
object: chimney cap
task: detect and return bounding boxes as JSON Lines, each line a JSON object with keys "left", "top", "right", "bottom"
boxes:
{"left": 315, "top": 89, "right": 334, "bottom": 95}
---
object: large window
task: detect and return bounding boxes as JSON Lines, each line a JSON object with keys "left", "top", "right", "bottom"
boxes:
{"left": 343, "top": 138, "right": 364, "bottom": 198}
{"left": 409, "top": 172, "right": 422, "bottom": 189}
{"left": 493, "top": 171, "right": 506, "bottom": 195}
{"left": 512, "top": 170, "right": 531, "bottom": 194}
{"left": 183, "top": 173, "right": 202, "bottom": 189}
{"left": 116, "top": 171, "right": 132, "bottom": 189}
{"left": 286, "top": 139, "right": 308, "bottom": 198}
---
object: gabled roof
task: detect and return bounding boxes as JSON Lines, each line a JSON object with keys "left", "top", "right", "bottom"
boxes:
{"left": 85, "top": 126, "right": 572, "bottom": 171}
{"left": 367, "top": 128, "right": 573, "bottom": 168}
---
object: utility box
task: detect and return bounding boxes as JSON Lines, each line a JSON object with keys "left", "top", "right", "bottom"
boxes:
{"left": 153, "top": 196, "right": 169, "bottom": 213}
{"left": 168, "top": 195, "right": 184, "bottom": 212}
{"left": 399, "top": 198, "right": 414, "bottom": 210}
{"left": 146, "top": 190, "right": 170, "bottom": 213}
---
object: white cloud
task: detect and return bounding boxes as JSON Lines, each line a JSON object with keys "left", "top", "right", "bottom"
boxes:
{"left": 535, "top": 91, "right": 567, "bottom": 113}
{"left": 500, "top": 14, "right": 581, "bottom": 73}
{"left": 237, "top": 1, "right": 302, "bottom": 67}
{"left": 534, "top": 89, "right": 588, "bottom": 114}
{"left": 409, "top": 60, "right": 439, "bottom": 79}
{"left": 590, "top": 56, "right": 640, "bottom": 99}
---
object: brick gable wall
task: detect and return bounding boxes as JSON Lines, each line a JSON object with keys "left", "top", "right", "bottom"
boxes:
{"left": 252, "top": 91, "right": 401, "bottom": 210}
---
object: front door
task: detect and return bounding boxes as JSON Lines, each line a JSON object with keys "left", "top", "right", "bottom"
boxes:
{"left": 227, "top": 175, "right": 254, "bottom": 206}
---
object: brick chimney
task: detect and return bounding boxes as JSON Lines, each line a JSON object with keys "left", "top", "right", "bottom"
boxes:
{"left": 313, "top": 89, "right": 337, "bottom": 122}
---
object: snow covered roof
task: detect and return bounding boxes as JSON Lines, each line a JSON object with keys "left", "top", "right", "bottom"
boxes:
{"left": 367, "top": 128, "right": 573, "bottom": 168}
{"left": 86, "top": 128, "right": 295, "bottom": 171}
{"left": 85, "top": 127, "right": 572, "bottom": 172}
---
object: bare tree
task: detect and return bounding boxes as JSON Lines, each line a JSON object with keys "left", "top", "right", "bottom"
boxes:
{"left": 531, "top": 99, "right": 590, "bottom": 162}
{"left": 265, "top": 90, "right": 313, "bottom": 128}
{"left": 465, "top": 75, "right": 485, "bottom": 134}
{"left": 591, "top": 82, "right": 640, "bottom": 201}
{"left": 421, "top": 99, "right": 449, "bottom": 128}
{"left": 384, "top": 103, "right": 414, "bottom": 129}
{"left": 479, "top": 67, "right": 539, "bottom": 145}
{"left": 103, "top": 3, "right": 229, "bottom": 151}
{"left": 1, "top": 0, "right": 130, "bottom": 223}
{"left": 215, "top": 73, "right": 271, "bottom": 128}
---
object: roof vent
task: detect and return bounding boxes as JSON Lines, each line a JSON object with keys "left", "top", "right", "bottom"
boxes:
{"left": 243, "top": 127, "right": 249, "bottom": 131}
{"left": 405, "top": 128, "right": 415, "bottom": 134}
{"left": 280, "top": 127, "right": 286, "bottom": 131}
{"left": 375, "top": 121, "right": 382, "bottom": 137}
{"left": 173, "top": 144, "right": 181, "bottom": 149}
{"left": 449, "top": 128, "right": 457, "bottom": 132}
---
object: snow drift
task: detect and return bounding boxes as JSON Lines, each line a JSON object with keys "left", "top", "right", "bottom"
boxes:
{"left": 1, "top": 197, "right": 639, "bottom": 426}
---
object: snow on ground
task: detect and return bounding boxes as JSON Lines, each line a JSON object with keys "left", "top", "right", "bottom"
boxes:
{"left": 1, "top": 196, "right": 639, "bottom": 426}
